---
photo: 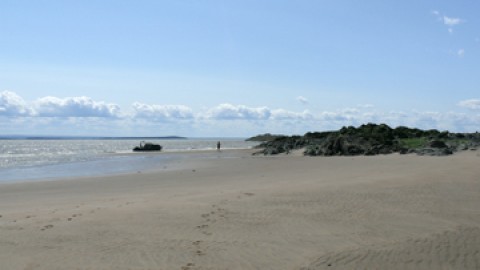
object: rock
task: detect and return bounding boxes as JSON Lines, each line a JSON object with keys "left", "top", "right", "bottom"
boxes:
{"left": 415, "top": 147, "right": 454, "bottom": 156}
{"left": 253, "top": 123, "right": 479, "bottom": 157}
{"left": 246, "top": 133, "right": 283, "bottom": 142}
{"left": 441, "top": 148, "right": 453, "bottom": 155}
{"left": 429, "top": 140, "right": 447, "bottom": 148}
{"left": 457, "top": 144, "right": 469, "bottom": 151}
{"left": 133, "top": 142, "right": 162, "bottom": 151}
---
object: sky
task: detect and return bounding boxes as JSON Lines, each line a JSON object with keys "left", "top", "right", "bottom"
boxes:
{"left": 1, "top": 0, "right": 479, "bottom": 137}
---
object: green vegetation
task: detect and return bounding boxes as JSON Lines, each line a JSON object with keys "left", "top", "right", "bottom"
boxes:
{"left": 398, "top": 138, "right": 428, "bottom": 149}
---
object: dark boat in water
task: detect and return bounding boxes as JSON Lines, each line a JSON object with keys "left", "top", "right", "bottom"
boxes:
{"left": 133, "top": 141, "right": 162, "bottom": 152}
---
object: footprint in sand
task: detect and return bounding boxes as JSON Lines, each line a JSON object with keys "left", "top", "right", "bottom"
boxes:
{"left": 41, "top": 224, "right": 54, "bottom": 231}
{"left": 191, "top": 240, "right": 207, "bottom": 256}
{"left": 181, "top": 263, "right": 195, "bottom": 270}
{"left": 192, "top": 240, "right": 202, "bottom": 246}
{"left": 197, "top": 202, "right": 235, "bottom": 236}
{"left": 212, "top": 205, "right": 227, "bottom": 217}
{"left": 237, "top": 192, "right": 255, "bottom": 200}
{"left": 64, "top": 213, "right": 83, "bottom": 221}
{"left": 196, "top": 222, "right": 212, "bottom": 235}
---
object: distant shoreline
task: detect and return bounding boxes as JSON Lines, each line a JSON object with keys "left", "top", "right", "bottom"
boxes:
{"left": 0, "top": 136, "right": 188, "bottom": 140}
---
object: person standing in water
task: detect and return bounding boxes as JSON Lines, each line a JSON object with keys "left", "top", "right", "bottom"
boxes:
{"left": 217, "top": 141, "right": 221, "bottom": 151}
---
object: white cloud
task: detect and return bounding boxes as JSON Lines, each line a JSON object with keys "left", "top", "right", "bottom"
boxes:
{"left": 296, "top": 96, "right": 309, "bottom": 105}
{"left": 457, "top": 49, "right": 465, "bottom": 57}
{"left": 271, "top": 109, "right": 313, "bottom": 120}
{"left": 357, "top": 104, "right": 374, "bottom": 109}
{"left": 0, "top": 91, "right": 32, "bottom": 116}
{"left": 432, "top": 11, "right": 465, "bottom": 33}
{"left": 443, "top": 16, "right": 464, "bottom": 26}
{"left": 341, "top": 108, "right": 359, "bottom": 114}
{"left": 132, "top": 102, "right": 193, "bottom": 120}
{"left": 458, "top": 99, "right": 480, "bottom": 110}
{"left": 34, "top": 96, "right": 120, "bottom": 117}
{"left": 204, "top": 103, "right": 315, "bottom": 121}
{"left": 205, "top": 103, "right": 271, "bottom": 120}
{"left": 319, "top": 111, "right": 352, "bottom": 122}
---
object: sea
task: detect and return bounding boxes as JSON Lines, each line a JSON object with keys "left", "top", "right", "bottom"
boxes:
{"left": 0, "top": 138, "right": 259, "bottom": 183}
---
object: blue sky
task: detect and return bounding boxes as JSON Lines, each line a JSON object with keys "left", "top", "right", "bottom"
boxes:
{"left": 1, "top": 0, "right": 479, "bottom": 136}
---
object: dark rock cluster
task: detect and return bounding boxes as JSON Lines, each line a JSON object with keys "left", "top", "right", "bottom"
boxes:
{"left": 250, "top": 123, "right": 480, "bottom": 156}
{"left": 133, "top": 142, "right": 162, "bottom": 151}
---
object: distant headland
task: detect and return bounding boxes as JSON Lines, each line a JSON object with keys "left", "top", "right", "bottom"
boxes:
{"left": 0, "top": 135, "right": 187, "bottom": 140}
{"left": 248, "top": 123, "right": 480, "bottom": 156}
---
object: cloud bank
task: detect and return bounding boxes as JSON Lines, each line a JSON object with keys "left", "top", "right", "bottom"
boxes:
{"left": 0, "top": 91, "right": 32, "bottom": 116}
{"left": 34, "top": 96, "right": 120, "bottom": 117}
{"left": 1, "top": 91, "right": 480, "bottom": 136}
{"left": 458, "top": 99, "right": 480, "bottom": 110}
{"left": 132, "top": 102, "right": 194, "bottom": 120}
{"left": 204, "top": 104, "right": 271, "bottom": 120}
{"left": 1, "top": 91, "right": 121, "bottom": 118}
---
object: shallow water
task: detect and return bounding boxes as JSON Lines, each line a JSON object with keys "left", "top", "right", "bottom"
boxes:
{"left": 0, "top": 138, "right": 258, "bottom": 183}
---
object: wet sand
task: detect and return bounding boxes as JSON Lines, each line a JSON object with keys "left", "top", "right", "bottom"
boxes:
{"left": 1, "top": 149, "right": 479, "bottom": 269}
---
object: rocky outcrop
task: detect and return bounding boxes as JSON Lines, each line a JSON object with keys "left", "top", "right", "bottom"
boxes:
{"left": 246, "top": 133, "right": 284, "bottom": 142}
{"left": 133, "top": 142, "right": 162, "bottom": 151}
{"left": 252, "top": 123, "right": 480, "bottom": 157}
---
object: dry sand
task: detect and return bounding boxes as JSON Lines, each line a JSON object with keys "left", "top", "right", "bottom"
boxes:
{"left": 1, "top": 149, "right": 480, "bottom": 270}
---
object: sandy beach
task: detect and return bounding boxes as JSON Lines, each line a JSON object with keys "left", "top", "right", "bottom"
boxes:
{"left": 1, "top": 149, "right": 480, "bottom": 270}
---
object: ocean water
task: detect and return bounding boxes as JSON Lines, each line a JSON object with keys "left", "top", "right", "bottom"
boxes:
{"left": 0, "top": 138, "right": 258, "bottom": 183}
